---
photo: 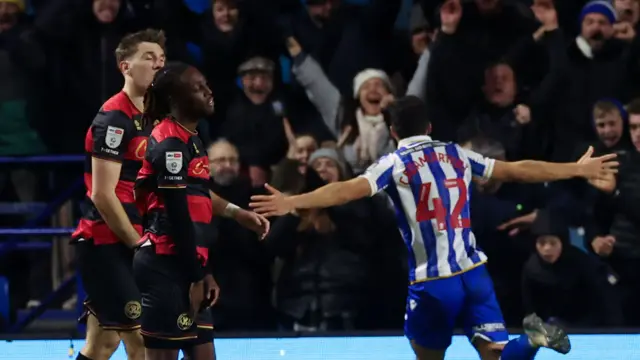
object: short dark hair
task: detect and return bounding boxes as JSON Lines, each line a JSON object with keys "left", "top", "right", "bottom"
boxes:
{"left": 115, "top": 29, "right": 166, "bottom": 63}
{"left": 383, "top": 95, "right": 430, "bottom": 139}
{"left": 627, "top": 98, "right": 640, "bottom": 115}
{"left": 142, "top": 62, "right": 191, "bottom": 126}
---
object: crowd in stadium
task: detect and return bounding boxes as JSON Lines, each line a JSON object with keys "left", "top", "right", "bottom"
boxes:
{"left": 1, "top": 0, "right": 639, "bottom": 335}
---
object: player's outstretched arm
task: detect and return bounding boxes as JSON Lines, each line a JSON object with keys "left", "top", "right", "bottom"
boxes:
{"left": 209, "top": 190, "right": 270, "bottom": 238}
{"left": 250, "top": 178, "right": 372, "bottom": 217}
{"left": 491, "top": 146, "right": 618, "bottom": 183}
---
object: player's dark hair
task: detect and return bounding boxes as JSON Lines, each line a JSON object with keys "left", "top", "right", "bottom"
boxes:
{"left": 142, "top": 62, "right": 191, "bottom": 127}
{"left": 383, "top": 95, "right": 430, "bottom": 140}
{"left": 115, "top": 29, "right": 166, "bottom": 63}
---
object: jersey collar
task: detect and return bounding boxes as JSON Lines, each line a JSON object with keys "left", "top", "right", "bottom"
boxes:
{"left": 397, "top": 135, "right": 432, "bottom": 149}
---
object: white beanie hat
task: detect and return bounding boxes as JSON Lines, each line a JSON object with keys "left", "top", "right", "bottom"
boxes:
{"left": 353, "top": 69, "right": 391, "bottom": 98}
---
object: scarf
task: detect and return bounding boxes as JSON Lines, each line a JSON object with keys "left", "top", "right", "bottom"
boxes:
{"left": 353, "top": 107, "right": 390, "bottom": 165}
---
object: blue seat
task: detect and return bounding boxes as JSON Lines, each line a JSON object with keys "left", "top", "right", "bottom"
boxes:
{"left": 0, "top": 276, "right": 9, "bottom": 324}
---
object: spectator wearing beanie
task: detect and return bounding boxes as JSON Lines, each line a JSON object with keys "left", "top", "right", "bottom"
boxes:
{"left": 308, "top": 148, "right": 350, "bottom": 183}
{"left": 288, "top": 36, "right": 397, "bottom": 174}
{"left": 556, "top": 0, "right": 637, "bottom": 161}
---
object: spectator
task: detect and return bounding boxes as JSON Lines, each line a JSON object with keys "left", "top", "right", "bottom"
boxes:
{"left": 614, "top": 0, "right": 640, "bottom": 27}
{"left": 425, "top": 0, "right": 538, "bottom": 141}
{"left": 589, "top": 99, "right": 632, "bottom": 153}
{"left": 522, "top": 212, "right": 622, "bottom": 327}
{"left": 207, "top": 140, "right": 274, "bottom": 331}
{"left": 556, "top": 99, "right": 634, "bottom": 230}
{"left": 629, "top": 97, "right": 640, "bottom": 150}
{"left": 458, "top": 1, "right": 568, "bottom": 161}
{"left": 288, "top": 37, "right": 396, "bottom": 174}
{"left": 265, "top": 148, "right": 403, "bottom": 331}
{"left": 308, "top": 147, "right": 348, "bottom": 182}
{"left": 556, "top": 0, "right": 640, "bottom": 160}
{"left": 271, "top": 118, "right": 319, "bottom": 194}
{"left": 283, "top": 0, "right": 338, "bottom": 75}
{"left": 585, "top": 98, "right": 640, "bottom": 326}
{"left": 198, "top": 0, "right": 281, "bottom": 131}
{"left": 33, "top": 0, "right": 135, "bottom": 154}
{"left": 221, "top": 56, "right": 288, "bottom": 187}
{"left": 282, "top": 0, "right": 403, "bottom": 96}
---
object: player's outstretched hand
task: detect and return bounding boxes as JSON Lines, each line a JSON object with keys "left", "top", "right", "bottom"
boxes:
{"left": 249, "top": 184, "right": 294, "bottom": 217}
{"left": 577, "top": 146, "right": 619, "bottom": 180}
{"left": 235, "top": 209, "right": 270, "bottom": 239}
{"left": 578, "top": 146, "right": 618, "bottom": 193}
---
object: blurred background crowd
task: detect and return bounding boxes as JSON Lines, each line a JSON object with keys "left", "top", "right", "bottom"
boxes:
{"left": 1, "top": 0, "right": 640, "bottom": 334}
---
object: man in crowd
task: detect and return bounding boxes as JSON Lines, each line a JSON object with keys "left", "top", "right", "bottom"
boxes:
{"left": 557, "top": 0, "right": 639, "bottom": 160}
{"left": 586, "top": 98, "right": 640, "bottom": 326}
{"left": 206, "top": 140, "right": 274, "bottom": 331}
{"left": 458, "top": 1, "right": 566, "bottom": 161}
{"left": 221, "top": 57, "right": 288, "bottom": 187}
{"left": 591, "top": 99, "right": 632, "bottom": 153}
{"left": 425, "top": 0, "right": 539, "bottom": 141}
{"left": 614, "top": 0, "right": 639, "bottom": 28}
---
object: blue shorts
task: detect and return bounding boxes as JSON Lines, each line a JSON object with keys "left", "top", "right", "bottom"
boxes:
{"left": 404, "top": 264, "right": 509, "bottom": 350}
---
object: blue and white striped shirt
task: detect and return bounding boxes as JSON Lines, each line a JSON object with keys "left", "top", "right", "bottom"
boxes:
{"left": 360, "top": 135, "right": 495, "bottom": 283}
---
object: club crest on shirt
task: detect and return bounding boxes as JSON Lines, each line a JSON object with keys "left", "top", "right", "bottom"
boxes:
{"left": 165, "top": 151, "right": 183, "bottom": 174}
{"left": 105, "top": 126, "right": 124, "bottom": 149}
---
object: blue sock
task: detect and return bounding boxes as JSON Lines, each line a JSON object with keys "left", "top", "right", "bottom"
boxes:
{"left": 500, "top": 335, "right": 539, "bottom": 360}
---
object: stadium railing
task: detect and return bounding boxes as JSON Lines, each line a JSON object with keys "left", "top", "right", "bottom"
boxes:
{"left": 0, "top": 155, "right": 85, "bottom": 334}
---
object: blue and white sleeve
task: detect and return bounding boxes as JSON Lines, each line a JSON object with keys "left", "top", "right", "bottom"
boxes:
{"left": 459, "top": 147, "right": 496, "bottom": 180}
{"left": 359, "top": 154, "right": 396, "bottom": 196}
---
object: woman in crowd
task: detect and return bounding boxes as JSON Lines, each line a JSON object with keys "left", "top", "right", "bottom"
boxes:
{"left": 287, "top": 37, "right": 396, "bottom": 174}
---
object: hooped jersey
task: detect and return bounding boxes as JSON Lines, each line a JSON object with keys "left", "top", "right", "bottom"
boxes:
{"left": 72, "top": 92, "right": 152, "bottom": 245}
{"left": 135, "top": 119, "right": 212, "bottom": 265}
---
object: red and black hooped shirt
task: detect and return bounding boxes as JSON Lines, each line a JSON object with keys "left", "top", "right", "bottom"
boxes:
{"left": 135, "top": 119, "right": 212, "bottom": 265}
{"left": 72, "top": 92, "right": 152, "bottom": 245}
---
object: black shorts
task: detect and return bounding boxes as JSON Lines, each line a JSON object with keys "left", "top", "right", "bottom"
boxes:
{"left": 76, "top": 240, "right": 141, "bottom": 331}
{"left": 133, "top": 245, "right": 213, "bottom": 349}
